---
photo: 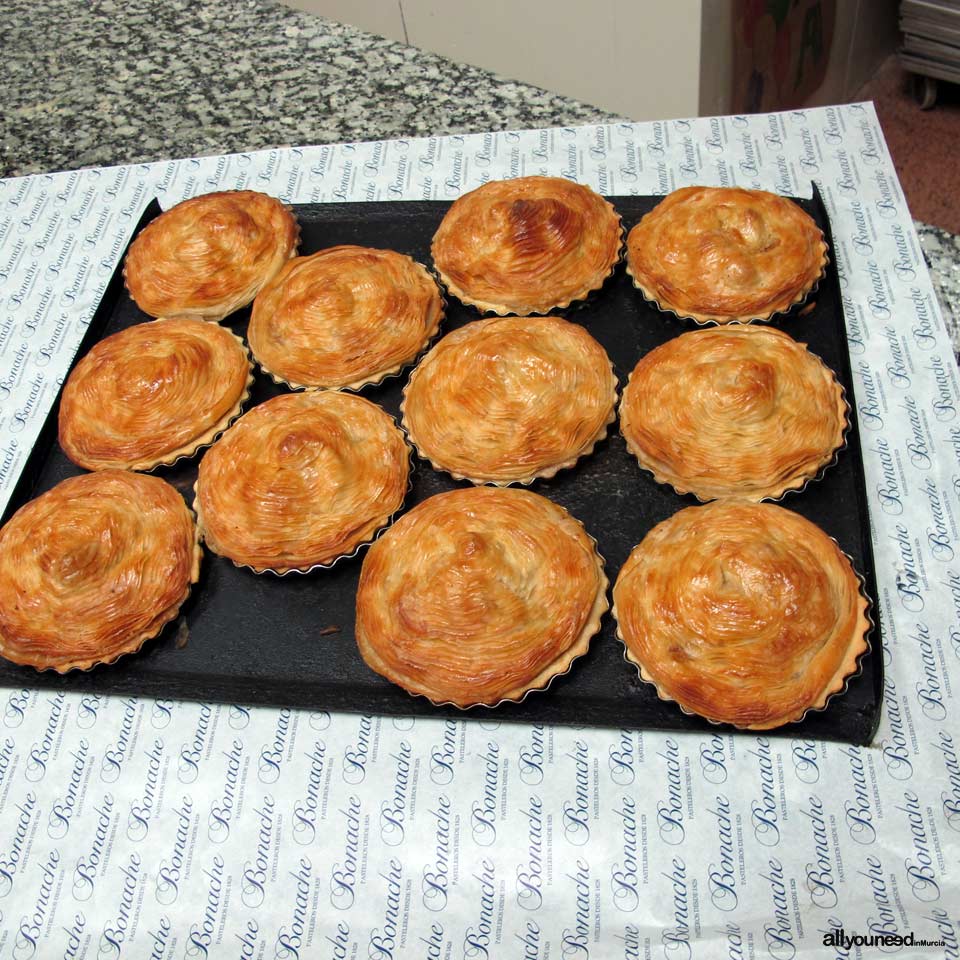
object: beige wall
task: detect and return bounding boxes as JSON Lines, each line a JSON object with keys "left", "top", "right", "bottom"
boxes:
{"left": 699, "top": 1, "right": 735, "bottom": 116}
{"left": 286, "top": 0, "right": 405, "bottom": 42}
{"left": 283, "top": 0, "right": 704, "bottom": 121}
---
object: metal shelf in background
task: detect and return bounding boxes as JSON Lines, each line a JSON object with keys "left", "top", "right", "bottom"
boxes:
{"left": 899, "top": 0, "right": 960, "bottom": 107}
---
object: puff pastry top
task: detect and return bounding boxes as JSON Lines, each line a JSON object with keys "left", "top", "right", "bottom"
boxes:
{"left": 431, "top": 176, "right": 622, "bottom": 314}
{"left": 59, "top": 317, "right": 252, "bottom": 471}
{"left": 626, "top": 186, "right": 827, "bottom": 323}
{"left": 195, "top": 392, "right": 409, "bottom": 574}
{"left": 249, "top": 245, "right": 443, "bottom": 390}
{"left": 402, "top": 316, "right": 617, "bottom": 484}
{"left": 0, "top": 471, "right": 201, "bottom": 672}
{"left": 124, "top": 190, "right": 299, "bottom": 321}
{"left": 613, "top": 500, "right": 870, "bottom": 730}
{"left": 619, "top": 326, "right": 847, "bottom": 501}
{"left": 356, "top": 487, "right": 608, "bottom": 707}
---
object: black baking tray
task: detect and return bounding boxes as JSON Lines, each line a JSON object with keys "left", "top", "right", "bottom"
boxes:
{"left": 0, "top": 188, "right": 883, "bottom": 744}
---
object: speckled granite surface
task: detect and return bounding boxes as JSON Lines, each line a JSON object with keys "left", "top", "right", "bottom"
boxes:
{"left": 4, "top": 0, "right": 958, "bottom": 353}
{"left": 3, "top": 0, "right": 614, "bottom": 176}
{"left": 917, "top": 223, "right": 960, "bottom": 352}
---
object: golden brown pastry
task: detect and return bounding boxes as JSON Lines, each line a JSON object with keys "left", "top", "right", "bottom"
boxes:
{"left": 613, "top": 501, "right": 870, "bottom": 729}
{"left": 355, "top": 487, "right": 607, "bottom": 707}
{"left": 195, "top": 392, "right": 409, "bottom": 574}
{"left": 402, "top": 316, "right": 616, "bottom": 484}
{"left": 0, "top": 471, "right": 201, "bottom": 672}
{"left": 431, "top": 176, "right": 622, "bottom": 315}
{"left": 59, "top": 317, "right": 253, "bottom": 471}
{"left": 124, "top": 190, "right": 299, "bottom": 321}
{"left": 248, "top": 245, "right": 443, "bottom": 390}
{"left": 626, "top": 186, "right": 827, "bottom": 323}
{"left": 619, "top": 326, "right": 847, "bottom": 501}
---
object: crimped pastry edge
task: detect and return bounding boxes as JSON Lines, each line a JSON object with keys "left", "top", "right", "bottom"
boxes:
{"left": 612, "top": 540, "right": 873, "bottom": 731}
{"left": 359, "top": 517, "right": 610, "bottom": 710}
{"left": 433, "top": 206, "right": 625, "bottom": 317}
{"left": 140, "top": 363, "right": 254, "bottom": 472}
{"left": 122, "top": 192, "right": 301, "bottom": 323}
{"left": 0, "top": 501, "right": 203, "bottom": 674}
{"left": 62, "top": 324, "right": 256, "bottom": 473}
{"left": 618, "top": 333, "right": 851, "bottom": 503}
{"left": 625, "top": 229, "right": 829, "bottom": 326}
{"left": 253, "top": 260, "right": 447, "bottom": 393}
{"left": 400, "top": 325, "right": 619, "bottom": 485}
{"left": 405, "top": 401, "right": 616, "bottom": 487}
{"left": 193, "top": 436, "right": 415, "bottom": 576}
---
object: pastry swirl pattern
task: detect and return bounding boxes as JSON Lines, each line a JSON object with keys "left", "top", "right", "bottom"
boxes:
{"left": 59, "top": 317, "right": 252, "bottom": 471}
{"left": 356, "top": 487, "right": 608, "bottom": 707}
{"left": 626, "top": 186, "right": 827, "bottom": 323}
{"left": 619, "top": 325, "right": 847, "bottom": 501}
{"left": 0, "top": 471, "right": 201, "bottom": 672}
{"left": 613, "top": 500, "right": 870, "bottom": 730}
{"left": 249, "top": 245, "right": 443, "bottom": 390}
{"left": 431, "top": 176, "right": 623, "bottom": 315}
{"left": 124, "top": 190, "right": 299, "bottom": 321}
{"left": 195, "top": 392, "right": 410, "bottom": 574}
{"left": 402, "top": 315, "right": 617, "bottom": 484}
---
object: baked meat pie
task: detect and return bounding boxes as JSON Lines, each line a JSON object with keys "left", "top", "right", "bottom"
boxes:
{"left": 626, "top": 186, "right": 827, "bottom": 323}
{"left": 355, "top": 487, "right": 608, "bottom": 707}
{"left": 431, "top": 176, "right": 622, "bottom": 315}
{"left": 195, "top": 392, "right": 409, "bottom": 574}
{"left": 0, "top": 471, "right": 201, "bottom": 672}
{"left": 249, "top": 245, "right": 443, "bottom": 390}
{"left": 124, "top": 190, "right": 298, "bottom": 321}
{"left": 619, "top": 325, "right": 847, "bottom": 501}
{"left": 401, "top": 315, "right": 617, "bottom": 484}
{"left": 59, "top": 317, "right": 252, "bottom": 471}
{"left": 613, "top": 500, "right": 870, "bottom": 730}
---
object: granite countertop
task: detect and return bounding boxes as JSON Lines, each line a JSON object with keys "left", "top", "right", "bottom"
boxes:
{"left": 5, "top": 0, "right": 959, "bottom": 351}
{"left": 3, "top": 0, "right": 611, "bottom": 174}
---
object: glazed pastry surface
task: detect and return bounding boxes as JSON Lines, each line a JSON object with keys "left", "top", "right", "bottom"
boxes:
{"left": 124, "top": 190, "right": 298, "bottom": 320}
{"left": 195, "top": 391, "right": 409, "bottom": 573}
{"left": 0, "top": 471, "right": 201, "bottom": 672}
{"left": 249, "top": 245, "right": 443, "bottom": 390}
{"left": 613, "top": 500, "right": 869, "bottom": 729}
{"left": 619, "top": 325, "right": 847, "bottom": 500}
{"left": 59, "top": 317, "right": 252, "bottom": 471}
{"left": 626, "top": 186, "right": 827, "bottom": 323}
{"left": 402, "top": 315, "right": 617, "bottom": 483}
{"left": 356, "top": 487, "right": 608, "bottom": 707}
{"left": 432, "top": 176, "right": 622, "bottom": 314}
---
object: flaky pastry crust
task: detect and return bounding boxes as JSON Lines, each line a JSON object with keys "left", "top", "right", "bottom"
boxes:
{"left": 613, "top": 500, "right": 870, "bottom": 729}
{"left": 619, "top": 326, "right": 848, "bottom": 501}
{"left": 355, "top": 487, "right": 608, "bottom": 707}
{"left": 124, "top": 190, "right": 299, "bottom": 321}
{"left": 249, "top": 245, "right": 444, "bottom": 390}
{"left": 195, "top": 392, "right": 410, "bottom": 574}
{"left": 401, "top": 316, "right": 617, "bottom": 484}
{"left": 431, "top": 176, "right": 623, "bottom": 315}
{"left": 0, "top": 471, "right": 201, "bottom": 672}
{"left": 59, "top": 317, "right": 253, "bottom": 471}
{"left": 626, "top": 186, "right": 827, "bottom": 323}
